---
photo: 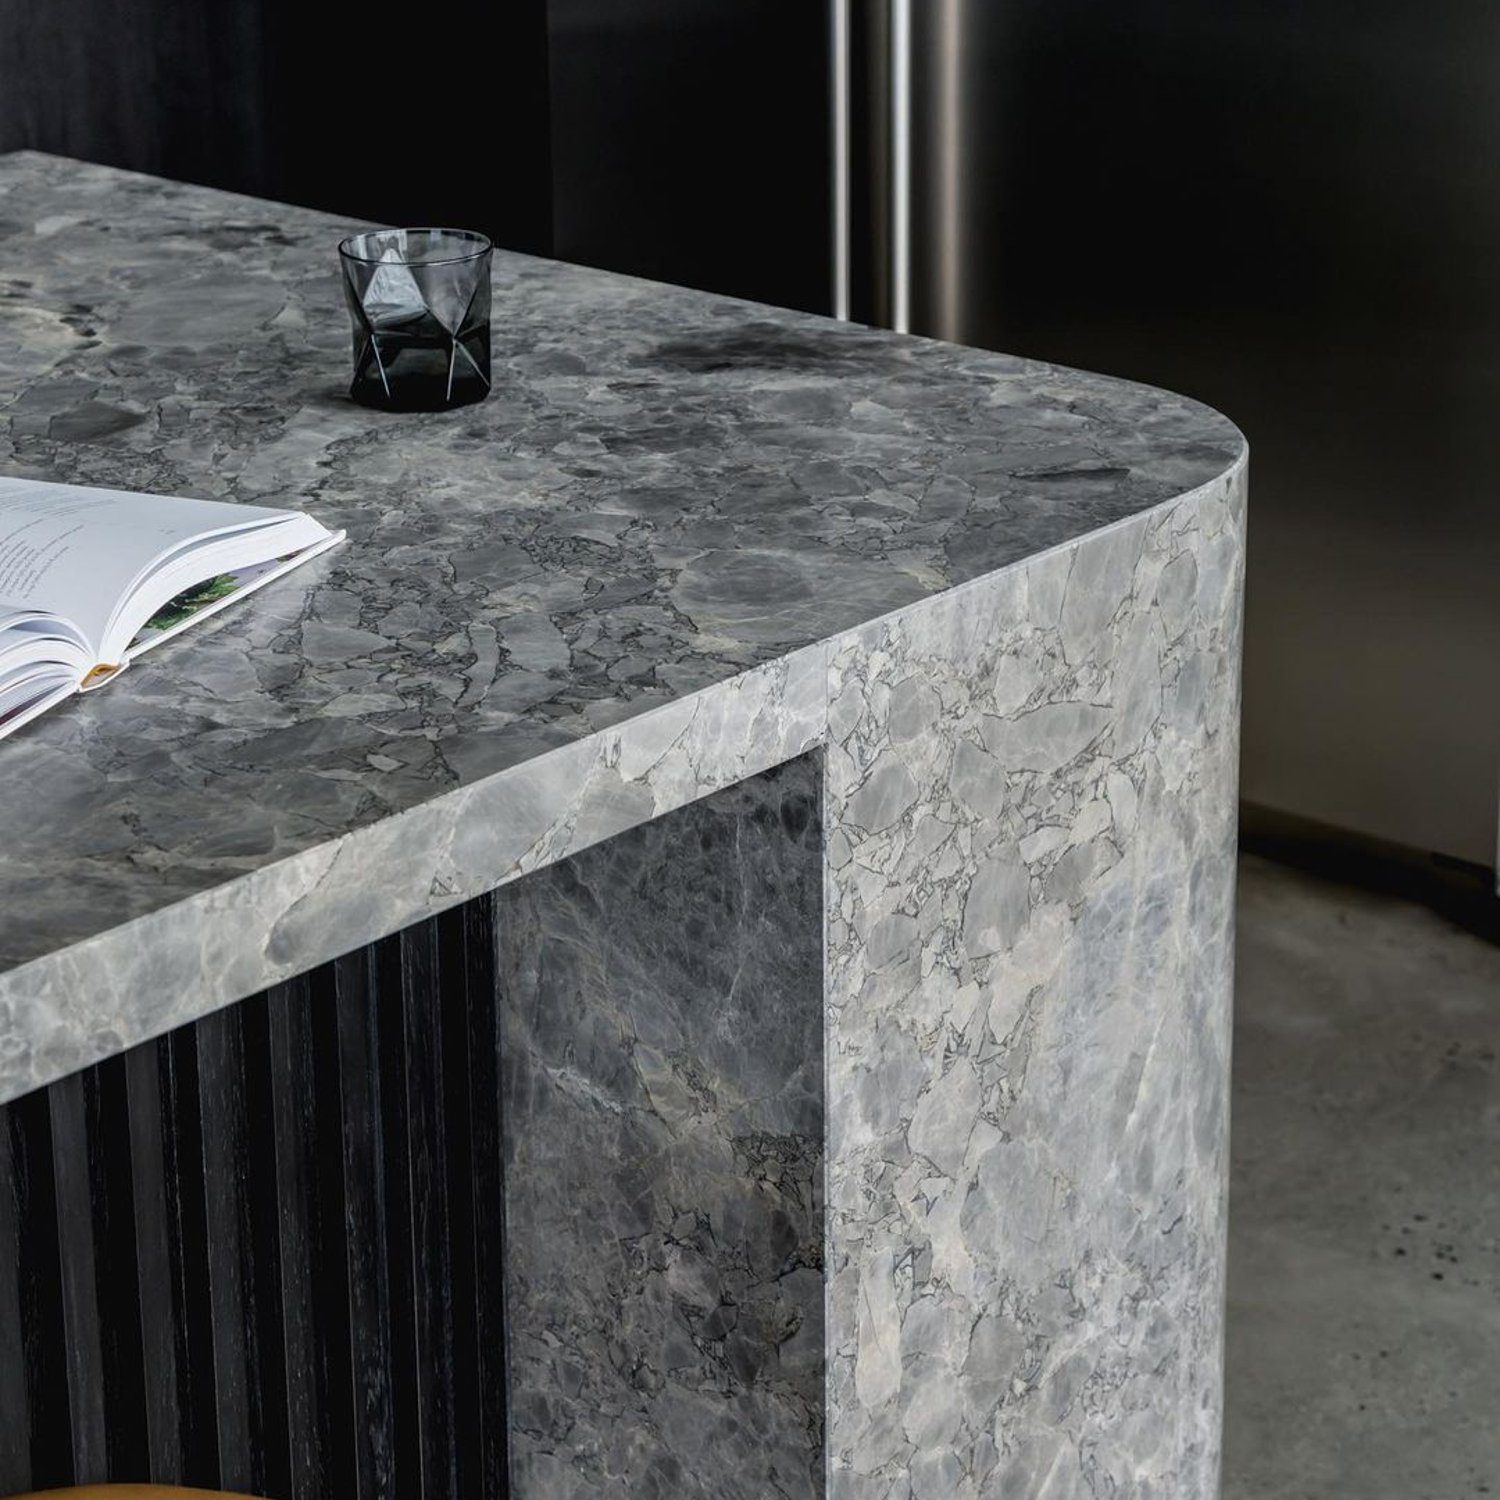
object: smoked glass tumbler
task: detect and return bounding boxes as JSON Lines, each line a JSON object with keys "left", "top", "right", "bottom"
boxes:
{"left": 338, "top": 228, "right": 492, "bottom": 411}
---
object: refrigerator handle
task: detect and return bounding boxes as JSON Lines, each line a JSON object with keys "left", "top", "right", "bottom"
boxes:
{"left": 830, "top": 0, "right": 911, "bottom": 332}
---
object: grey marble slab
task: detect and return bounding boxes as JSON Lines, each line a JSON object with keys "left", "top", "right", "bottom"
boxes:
{"left": 499, "top": 756, "right": 824, "bottom": 1499}
{"left": 0, "top": 153, "right": 1240, "bottom": 1098}
{"left": 824, "top": 471, "right": 1245, "bottom": 1495}
{"left": 0, "top": 154, "right": 1249, "bottom": 1497}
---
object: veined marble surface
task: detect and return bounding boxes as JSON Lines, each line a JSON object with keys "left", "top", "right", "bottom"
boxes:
{"left": 0, "top": 153, "right": 1248, "bottom": 1497}
{"left": 824, "top": 472, "right": 1245, "bottom": 1495}
{"left": 0, "top": 152, "right": 1240, "bottom": 1101}
{"left": 499, "top": 757, "right": 826, "bottom": 1499}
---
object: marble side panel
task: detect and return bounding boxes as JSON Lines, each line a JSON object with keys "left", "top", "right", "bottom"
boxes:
{"left": 823, "top": 466, "right": 1246, "bottom": 1497}
{"left": 498, "top": 757, "right": 825, "bottom": 1499}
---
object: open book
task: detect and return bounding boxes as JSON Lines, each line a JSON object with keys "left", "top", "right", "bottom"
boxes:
{"left": 0, "top": 476, "right": 343, "bottom": 740}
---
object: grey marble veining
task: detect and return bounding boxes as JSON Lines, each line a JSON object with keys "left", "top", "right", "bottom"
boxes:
{"left": 487, "top": 466, "right": 1248, "bottom": 1499}
{"left": 824, "top": 472, "right": 1245, "bottom": 1496}
{"left": 0, "top": 154, "right": 1250, "bottom": 1497}
{"left": 498, "top": 757, "right": 824, "bottom": 1499}
{"left": 0, "top": 152, "right": 1242, "bottom": 1102}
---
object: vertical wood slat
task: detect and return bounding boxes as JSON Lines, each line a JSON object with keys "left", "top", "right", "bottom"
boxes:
{"left": 337, "top": 943, "right": 397, "bottom": 1500}
{"left": 268, "top": 971, "right": 333, "bottom": 1500}
{"left": 239, "top": 996, "right": 293, "bottom": 1500}
{"left": 375, "top": 933, "right": 420, "bottom": 1500}
{"left": 0, "top": 1095, "right": 33, "bottom": 1493}
{"left": 160, "top": 1026, "right": 221, "bottom": 1485}
{"left": 7, "top": 1089, "right": 72, "bottom": 1489}
{"left": 49, "top": 1071, "right": 107, "bottom": 1482}
{"left": 308, "top": 959, "right": 359, "bottom": 1500}
{"left": 404, "top": 917, "right": 457, "bottom": 1500}
{"left": 82, "top": 1057, "right": 150, "bottom": 1481}
{"left": 196, "top": 1007, "right": 253, "bottom": 1494}
{"left": 124, "top": 1040, "right": 183, "bottom": 1485}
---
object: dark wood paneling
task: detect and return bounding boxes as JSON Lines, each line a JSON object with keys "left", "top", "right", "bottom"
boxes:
{"left": 8, "top": 1090, "right": 71, "bottom": 1489}
{"left": 0, "top": 1097, "right": 31, "bottom": 1491}
{"left": 0, "top": 0, "right": 554, "bottom": 256}
{"left": 0, "top": 896, "right": 508, "bottom": 1499}
{"left": 123, "top": 1043, "right": 182, "bottom": 1485}
{"left": 49, "top": 1074, "right": 107, "bottom": 1480}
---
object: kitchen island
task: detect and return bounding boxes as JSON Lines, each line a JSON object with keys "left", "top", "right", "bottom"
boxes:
{"left": 0, "top": 152, "right": 1245, "bottom": 1499}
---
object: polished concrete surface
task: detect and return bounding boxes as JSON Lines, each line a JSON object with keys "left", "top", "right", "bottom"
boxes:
{"left": 1225, "top": 855, "right": 1500, "bottom": 1498}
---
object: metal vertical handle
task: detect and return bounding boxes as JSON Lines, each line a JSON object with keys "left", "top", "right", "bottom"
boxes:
{"left": 831, "top": 0, "right": 911, "bottom": 331}
{"left": 889, "top": 0, "right": 911, "bottom": 333}
{"left": 832, "top": 0, "right": 851, "bottom": 321}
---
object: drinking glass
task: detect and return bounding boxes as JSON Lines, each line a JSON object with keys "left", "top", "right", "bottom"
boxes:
{"left": 339, "top": 228, "right": 492, "bottom": 411}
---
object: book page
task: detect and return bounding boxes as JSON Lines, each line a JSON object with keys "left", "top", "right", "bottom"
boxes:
{"left": 0, "top": 476, "right": 311, "bottom": 656}
{"left": 121, "top": 534, "right": 342, "bottom": 664}
{"left": 0, "top": 673, "right": 76, "bottom": 738}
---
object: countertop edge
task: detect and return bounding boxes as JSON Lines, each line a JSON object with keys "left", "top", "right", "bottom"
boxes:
{"left": 0, "top": 452, "right": 1246, "bottom": 1103}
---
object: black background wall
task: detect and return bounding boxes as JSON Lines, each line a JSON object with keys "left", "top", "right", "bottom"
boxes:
{"left": 547, "top": 0, "right": 830, "bottom": 314}
{"left": 0, "top": 0, "right": 554, "bottom": 253}
{"left": 0, "top": 0, "right": 830, "bottom": 312}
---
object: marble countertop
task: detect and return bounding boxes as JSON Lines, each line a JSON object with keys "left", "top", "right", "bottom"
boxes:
{"left": 0, "top": 152, "right": 1243, "bottom": 1096}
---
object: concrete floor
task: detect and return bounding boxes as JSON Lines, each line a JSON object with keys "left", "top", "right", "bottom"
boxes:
{"left": 1224, "top": 855, "right": 1500, "bottom": 1499}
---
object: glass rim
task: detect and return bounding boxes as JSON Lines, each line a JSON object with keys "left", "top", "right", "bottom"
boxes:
{"left": 338, "top": 226, "right": 493, "bottom": 267}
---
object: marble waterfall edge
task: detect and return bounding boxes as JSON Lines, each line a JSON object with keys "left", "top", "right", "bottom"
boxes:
{"left": 825, "top": 468, "right": 1244, "bottom": 1495}
{"left": 0, "top": 152, "right": 1248, "bottom": 1500}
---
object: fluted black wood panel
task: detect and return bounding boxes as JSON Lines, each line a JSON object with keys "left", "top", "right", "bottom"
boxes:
{"left": 0, "top": 898, "right": 509, "bottom": 1499}
{"left": 0, "top": 1113, "right": 27, "bottom": 1484}
{"left": 9, "top": 1086, "right": 72, "bottom": 1486}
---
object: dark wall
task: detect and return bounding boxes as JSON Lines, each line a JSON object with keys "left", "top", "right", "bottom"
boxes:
{"left": 0, "top": 0, "right": 555, "bottom": 253}
{"left": 0, "top": 1, "right": 275, "bottom": 193}
{"left": 547, "top": 0, "right": 831, "bottom": 313}
{"left": 0, "top": 0, "right": 830, "bottom": 309}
